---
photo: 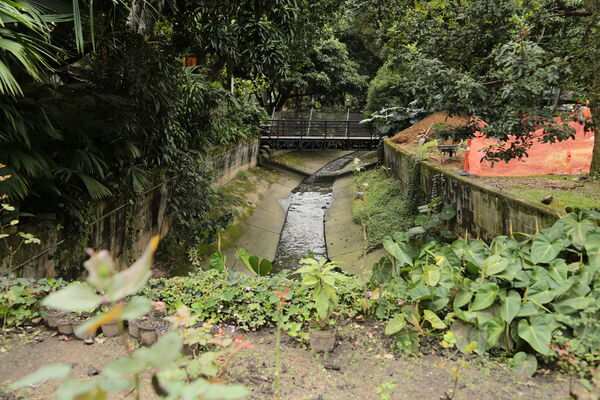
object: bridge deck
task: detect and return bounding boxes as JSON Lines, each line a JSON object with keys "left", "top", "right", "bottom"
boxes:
{"left": 260, "top": 119, "right": 379, "bottom": 150}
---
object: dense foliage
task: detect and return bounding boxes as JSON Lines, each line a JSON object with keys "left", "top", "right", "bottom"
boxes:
{"left": 362, "top": 0, "right": 600, "bottom": 171}
{"left": 0, "top": 1, "right": 275, "bottom": 269}
{"left": 142, "top": 269, "right": 364, "bottom": 340}
{"left": 374, "top": 209, "right": 600, "bottom": 384}
{"left": 0, "top": 277, "right": 66, "bottom": 327}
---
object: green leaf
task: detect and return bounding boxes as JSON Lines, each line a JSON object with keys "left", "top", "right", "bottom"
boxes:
{"left": 423, "top": 309, "right": 446, "bottom": 329}
{"left": 527, "top": 281, "right": 556, "bottom": 304}
{"left": 561, "top": 213, "right": 597, "bottom": 249}
{"left": 208, "top": 252, "right": 226, "bottom": 272}
{"left": 371, "top": 256, "right": 393, "bottom": 285}
{"left": 104, "top": 358, "right": 147, "bottom": 379}
{"left": 187, "top": 352, "right": 220, "bottom": 378}
{"left": 108, "top": 237, "right": 158, "bottom": 301}
{"left": 42, "top": 284, "right": 101, "bottom": 312}
{"left": 383, "top": 236, "right": 413, "bottom": 266}
{"left": 11, "top": 364, "right": 72, "bottom": 388}
{"left": 451, "top": 320, "right": 486, "bottom": 355}
{"left": 482, "top": 314, "right": 504, "bottom": 348}
{"left": 57, "top": 380, "right": 104, "bottom": 400}
{"left": 258, "top": 259, "right": 272, "bottom": 276}
{"left": 423, "top": 264, "right": 440, "bottom": 286}
{"left": 120, "top": 296, "right": 152, "bottom": 320}
{"left": 453, "top": 285, "right": 473, "bottom": 309}
{"left": 517, "top": 317, "right": 552, "bottom": 355}
{"left": 512, "top": 352, "right": 537, "bottom": 377}
{"left": 530, "top": 232, "right": 566, "bottom": 264}
{"left": 135, "top": 332, "right": 182, "bottom": 367}
{"left": 553, "top": 296, "right": 592, "bottom": 314}
{"left": 385, "top": 313, "right": 406, "bottom": 335}
{"left": 470, "top": 282, "right": 499, "bottom": 311}
{"left": 482, "top": 255, "right": 508, "bottom": 276}
{"left": 500, "top": 290, "right": 521, "bottom": 324}
{"left": 315, "top": 289, "right": 330, "bottom": 322}
{"left": 463, "top": 240, "right": 489, "bottom": 268}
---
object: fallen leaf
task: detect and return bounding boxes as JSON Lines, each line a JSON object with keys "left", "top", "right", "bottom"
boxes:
{"left": 0, "top": 348, "right": 6, "bottom": 353}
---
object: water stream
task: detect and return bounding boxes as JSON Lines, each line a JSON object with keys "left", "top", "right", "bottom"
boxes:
{"left": 272, "top": 152, "right": 362, "bottom": 272}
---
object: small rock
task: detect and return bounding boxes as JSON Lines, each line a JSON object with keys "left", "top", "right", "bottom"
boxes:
{"left": 87, "top": 366, "right": 100, "bottom": 376}
{"left": 541, "top": 195, "right": 553, "bottom": 205}
{"left": 84, "top": 338, "right": 94, "bottom": 345}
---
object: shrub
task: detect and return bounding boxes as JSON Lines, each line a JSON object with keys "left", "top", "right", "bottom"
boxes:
{"left": 376, "top": 209, "right": 600, "bottom": 385}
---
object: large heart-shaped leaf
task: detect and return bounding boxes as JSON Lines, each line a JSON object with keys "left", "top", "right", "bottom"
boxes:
{"left": 530, "top": 232, "right": 566, "bottom": 264}
{"left": 481, "top": 314, "right": 504, "bottom": 348}
{"left": 453, "top": 285, "right": 473, "bottom": 309}
{"left": 385, "top": 313, "right": 406, "bottom": 335}
{"left": 561, "top": 213, "right": 597, "bottom": 249}
{"left": 518, "top": 317, "right": 552, "bottom": 355}
{"left": 527, "top": 280, "right": 556, "bottom": 304}
{"left": 451, "top": 320, "right": 487, "bottom": 355}
{"left": 423, "top": 264, "right": 440, "bottom": 286}
{"left": 42, "top": 284, "right": 102, "bottom": 312}
{"left": 463, "top": 240, "right": 489, "bottom": 268}
{"left": 470, "top": 282, "right": 499, "bottom": 311}
{"left": 482, "top": 255, "right": 508, "bottom": 276}
{"left": 512, "top": 352, "right": 538, "bottom": 377}
{"left": 500, "top": 290, "right": 521, "bottom": 324}
{"left": 371, "top": 256, "right": 393, "bottom": 285}
{"left": 383, "top": 236, "right": 413, "bottom": 266}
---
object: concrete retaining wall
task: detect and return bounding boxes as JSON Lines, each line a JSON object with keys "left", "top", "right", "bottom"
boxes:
{"left": 2, "top": 138, "right": 260, "bottom": 279}
{"left": 210, "top": 139, "right": 259, "bottom": 186}
{"left": 383, "top": 138, "right": 560, "bottom": 241}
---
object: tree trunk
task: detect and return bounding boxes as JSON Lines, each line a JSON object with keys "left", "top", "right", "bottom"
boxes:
{"left": 585, "top": 0, "right": 600, "bottom": 175}
{"left": 589, "top": 102, "right": 600, "bottom": 175}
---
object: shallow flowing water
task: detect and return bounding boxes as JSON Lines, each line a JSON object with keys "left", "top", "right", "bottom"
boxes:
{"left": 272, "top": 152, "right": 360, "bottom": 272}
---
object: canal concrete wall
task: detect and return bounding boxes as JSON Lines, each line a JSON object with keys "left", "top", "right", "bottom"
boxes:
{"left": 210, "top": 139, "right": 260, "bottom": 186}
{"left": 383, "top": 138, "right": 560, "bottom": 242}
{"left": 2, "top": 139, "right": 260, "bottom": 279}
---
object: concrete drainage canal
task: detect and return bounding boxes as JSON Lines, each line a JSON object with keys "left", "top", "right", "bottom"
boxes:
{"left": 272, "top": 152, "right": 367, "bottom": 272}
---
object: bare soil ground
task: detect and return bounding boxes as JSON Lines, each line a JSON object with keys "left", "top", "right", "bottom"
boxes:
{"left": 0, "top": 321, "right": 573, "bottom": 400}
{"left": 389, "top": 111, "right": 470, "bottom": 171}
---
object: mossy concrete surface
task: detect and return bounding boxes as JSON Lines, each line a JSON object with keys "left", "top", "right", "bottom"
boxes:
{"left": 383, "top": 138, "right": 560, "bottom": 241}
{"left": 218, "top": 150, "right": 356, "bottom": 270}
{"left": 271, "top": 150, "right": 352, "bottom": 175}
{"left": 326, "top": 175, "right": 386, "bottom": 277}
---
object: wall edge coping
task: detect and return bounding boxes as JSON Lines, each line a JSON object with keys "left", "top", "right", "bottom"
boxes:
{"left": 383, "top": 138, "right": 560, "bottom": 220}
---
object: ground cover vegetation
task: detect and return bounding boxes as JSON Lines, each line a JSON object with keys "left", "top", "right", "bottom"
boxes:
{"left": 3, "top": 209, "right": 599, "bottom": 396}
{"left": 360, "top": 0, "right": 600, "bottom": 173}
{"left": 352, "top": 167, "right": 416, "bottom": 249}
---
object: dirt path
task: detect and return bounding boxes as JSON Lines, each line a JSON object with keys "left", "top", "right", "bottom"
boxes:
{"left": 1, "top": 323, "right": 571, "bottom": 400}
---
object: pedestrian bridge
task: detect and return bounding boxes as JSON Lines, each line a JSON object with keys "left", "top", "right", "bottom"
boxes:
{"left": 260, "top": 119, "right": 379, "bottom": 150}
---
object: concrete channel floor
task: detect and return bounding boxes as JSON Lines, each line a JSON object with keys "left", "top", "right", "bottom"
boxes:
{"left": 221, "top": 150, "right": 385, "bottom": 276}
{"left": 221, "top": 150, "right": 354, "bottom": 270}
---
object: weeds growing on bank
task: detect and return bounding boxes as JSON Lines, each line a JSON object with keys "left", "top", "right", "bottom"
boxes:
{"left": 352, "top": 167, "right": 414, "bottom": 249}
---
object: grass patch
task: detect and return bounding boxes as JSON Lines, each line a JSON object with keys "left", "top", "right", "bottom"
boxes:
{"left": 272, "top": 151, "right": 303, "bottom": 167}
{"left": 352, "top": 167, "right": 414, "bottom": 248}
{"left": 506, "top": 183, "right": 600, "bottom": 211}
